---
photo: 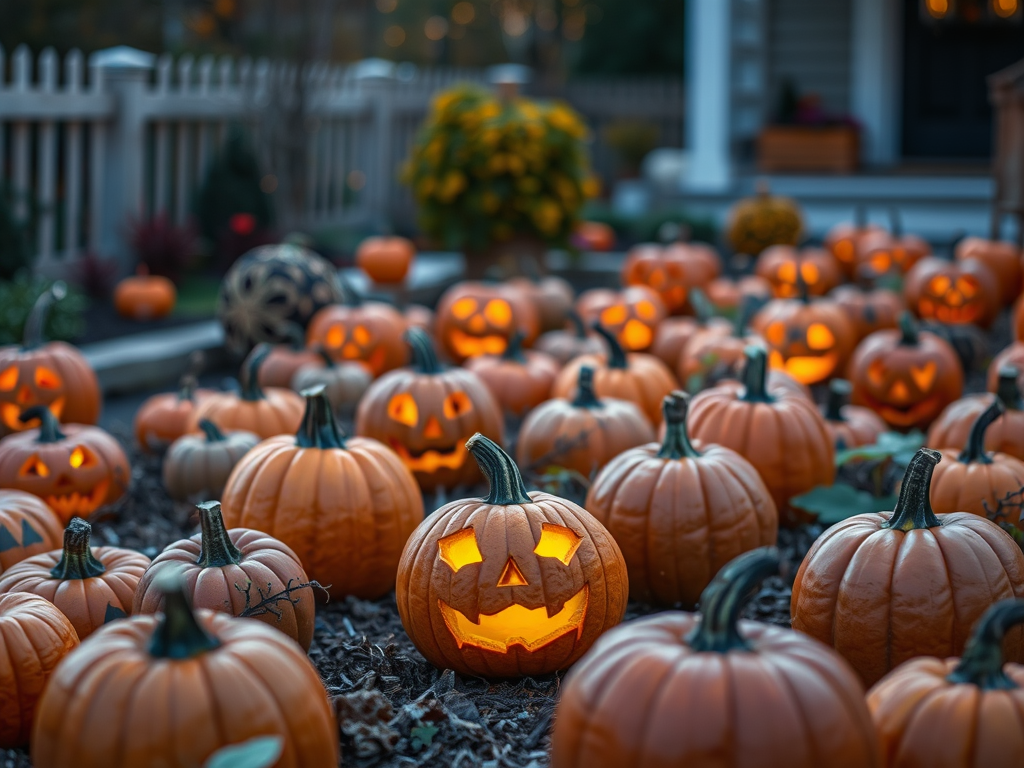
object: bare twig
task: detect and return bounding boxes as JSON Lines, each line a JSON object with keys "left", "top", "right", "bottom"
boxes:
{"left": 236, "top": 578, "right": 328, "bottom": 622}
{"left": 982, "top": 486, "right": 1024, "bottom": 528}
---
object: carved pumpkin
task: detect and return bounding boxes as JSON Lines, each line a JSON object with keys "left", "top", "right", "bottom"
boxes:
{"left": 396, "top": 434, "right": 628, "bottom": 677}
{"left": 866, "top": 599, "right": 1024, "bottom": 768}
{"left": 508, "top": 273, "right": 575, "bottom": 333}
{"left": 575, "top": 286, "right": 666, "bottom": 352}
{"left": 704, "top": 274, "right": 772, "bottom": 313}
{"left": 289, "top": 348, "right": 372, "bottom": 418}
{"left": 0, "top": 518, "right": 149, "bottom": 640}
{"left": 831, "top": 284, "right": 904, "bottom": 341}
{"left": 1017, "top": 295, "right": 1024, "bottom": 342}
{"left": 621, "top": 243, "right": 717, "bottom": 315}
{"left": 791, "top": 448, "right": 1024, "bottom": 687}
{"left": 824, "top": 211, "right": 887, "bottom": 278}
{"left": 989, "top": 342, "right": 1024, "bottom": 394}
{"left": 113, "top": 270, "right": 176, "bottom": 320}
{"left": 223, "top": 387, "right": 423, "bottom": 599}
{"left": 650, "top": 313, "right": 732, "bottom": 371}
{"left": 305, "top": 281, "right": 409, "bottom": 376}
{"left": 356, "top": 235, "right": 416, "bottom": 284}
{"left": 956, "top": 236, "right": 1022, "bottom": 306}
{"left": 551, "top": 324, "right": 678, "bottom": 425}
{"left": 464, "top": 331, "right": 560, "bottom": 417}
{"left": 0, "top": 491, "right": 63, "bottom": 576}
{"left": 855, "top": 218, "right": 930, "bottom": 281}
{"left": 31, "top": 574, "right": 339, "bottom": 767}
{"left": 849, "top": 312, "right": 963, "bottom": 430}
{"left": 256, "top": 343, "right": 321, "bottom": 389}
{"left": 822, "top": 379, "right": 887, "bottom": 450}
{"left": 134, "top": 501, "right": 315, "bottom": 650}
{"left": 435, "top": 281, "right": 540, "bottom": 363}
{"left": 726, "top": 183, "right": 804, "bottom": 256}
{"left": 688, "top": 346, "right": 835, "bottom": 522}
{"left": 0, "top": 408, "right": 130, "bottom": 521}
{"left": 586, "top": 392, "right": 778, "bottom": 606}
{"left": 533, "top": 309, "right": 607, "bottom": 366}
{"left": 516, "top": 366, "right": 655, "bottom": 478}
{"left": 756, "top": 245, "right": 843, "bottom": 298}
{"left": 929, "top": 366, "right": 1024, "bottom": 461}
{"left": 751, "top": 288, "right": 857, "bottom": 385}
{"left": 550, "top": 548, "right": 881, "bottom": 768}
{"left": 356, "top": 329, "right": 504, "bottom": 491}
{"left": 0, "top": 283, "right": 100, "bottom": 437}
{"left": 190, "top": 345, "right": 304, "bottom": 440}
{"left": 676, "top": 302, "right": 766, "bottom": 392}
{"left": 930, "top": 400, "right": 1024, "bottom": 523}
{"left": 133, "top": 374, "right": 215, "bottom": 454}
{"left": 162, "top": 420, "right": 259, "bottom": 503}
{"left": 904, "top": 256, "right": 1000, "bottom": 327}
{"left": 0, "top": 592, "right": 79, "bottom": 748}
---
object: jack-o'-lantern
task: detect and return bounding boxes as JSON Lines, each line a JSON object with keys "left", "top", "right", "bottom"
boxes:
{"left": 904, "top": 256, "right": 1000, "bottom": 328}
{"left": 751, "top": 287, "right": 856, "bottom": 385}
{"left": 848, "top": 312, "right": 963, "bottom": 430}
{"left": 621, "top": 244, "right": 716, "bottom": 316}
{"left": 0, "top": 408, "right": 130, "bottom": 522}
{"left": 356, "top": 328, "right": 504, "bottom": 491}
{"left": 305, "top": 278, "right": 408, "bottom": 376}
{"left": 824, "top": 209, "right": 887, "bottom": 278}
{"left": 575, "top": 286, "right": 667, "bottom": 352}
{"left": 0, "top": 490, "right": 64, "bottom": 575}
{"left": 854, "top": 212, "right": 930, "bottom": 282}
{"left": 435, "top": 282, "right": 540, "bottom": 363}
{"left": 534, "top": 310, "right": 607, "bottom": 366}
{"left": 704, "top": 275, "right": 772, "bottom": 313}
{"left": 396, "top": 434, "right": 628, "bottom": 677}
{"left": 0, "top": 283, "right": 100, "bottom": 437}
{"left": 831, "top": 285, "right": 904, "bottom": 342}
{"left": 756, "top": 246, "right": 842, "bottom": 299}
{"left": 956, "top": 236, "right": 1022, "bottom": 306}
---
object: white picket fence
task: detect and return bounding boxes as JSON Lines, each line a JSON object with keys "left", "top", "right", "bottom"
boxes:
{"left": 0, "top": 45, "right": 683, "bottom": 273}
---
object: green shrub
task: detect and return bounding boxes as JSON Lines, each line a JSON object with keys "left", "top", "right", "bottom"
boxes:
{"left": 0, "top": 274, "right": 86, "bottom": 345}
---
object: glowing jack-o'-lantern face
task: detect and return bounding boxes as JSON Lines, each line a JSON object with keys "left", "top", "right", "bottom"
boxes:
{"left": 751, "top": 299, "right": 856, "bottom": 386}
{"left": 575, "top": 286, "right": 666, "bottom": 352}
{"left": 756, "top": 246, "right": 841, "bottom": 299}
{"left": 385, "top": 391, "right": 475, "bottom": 473}
{"left": 306, "top": 301, "right": 409, "bottom": 377}
{"left": 919, "top": 274, "right": 984, "bottom": 324}
{"left": 904, "top": 257, "right": 1000, "bottom": 329}
{"left": 435, "top": 283, "right": 541, "bottom": 363}
{"left": 621, "top": 247, "right": 704, "bottom": 315}
{"left": 0, "top": 365, "right": 66, "bottom": 433}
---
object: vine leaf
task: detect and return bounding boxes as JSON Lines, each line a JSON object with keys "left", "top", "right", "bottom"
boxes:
{"left": 790, "top": 484, "right": 899, "bottom": 526}
{"left": 835, "top": 431, "right": 924, "bottom": 467}
{"left": 204, "top": 736, "right": 283, "bottom": 768}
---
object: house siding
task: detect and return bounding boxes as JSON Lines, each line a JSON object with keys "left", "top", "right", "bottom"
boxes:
{"left": 767, "top": 0, "right": 853, "bottom": 120}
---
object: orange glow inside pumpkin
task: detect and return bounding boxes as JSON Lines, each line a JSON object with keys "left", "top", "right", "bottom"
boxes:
{"left": 452, "top": 297, "right": 478, "bottom": 319}
{"left": 919, "top": 274, "right": 983, "bottom": 324}
{"left": 69, "top": 446, "right": 96, "bottom": 469}
{"left": 806, "top": 323, "right": 835, "bottom": 350}
{"left": 600, "top": 305, "right": 627, "bottom": 326}
{"left": 34, "top": 367, "right": 61, "bottom": 389}
{"left": 910, "top": 362, "right": 937, "bottom": 391}
{"left": 388, "top": 393, "right": 419, "bottom": 426}
{"left": 621, "top": 320, "right": 652, "bottom": 350}
{"left": 484, "top": 300, "right": 512, "bottom": 327}
{"left": 443, "top": 391, "right": 473, "bottom": 419}
{"left": 0, "top": 367, "right": 17, "bottom": 390}
{"left": 439, "top": 528, "right": 484, "bottom": 572}
{"left": 497, "top": 557, "right": 529, "bottom": 587}
{"left": 533, "top": 523, "right": 582, "bottom": 564}
{"left": 834, "top": 240, "right": 855, "bottom": 264}
{"left": 19, "top": 455, "right": 50, "bottom": 477}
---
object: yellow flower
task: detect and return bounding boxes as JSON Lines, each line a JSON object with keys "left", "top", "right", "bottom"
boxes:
{"left": 433, "top": 92, "right": 457, "bottom": 114}
{"left": 506, "top": 154, "right": 526, "bottom": 176}
{"left": 482, "top": 191, "right": 501, "bottom": 213}
{"left": 438, "top": 171, "right": 467, "bottom": 202}
{"left": 481, "top": 128, "right": 501, "bottom": 147}
{"left": 518, "top": 102, "right": 541, "bottom": 121}
{"left": 488, "top": 154, "right": 507, "bottom": 174}
{"left": 517, "top": 176, "right": 541, "bottom": 194}
{"left": 581, "top": 176, "right": 601, "bottom": 198}
{"left": 479, "top": 102, "right": 501, "bottom": 121}
{"left": 547, "top": 104, "right": 588, "bottom": 138}
{"left": 417, "top": 177, "right": 436, "bottom": 198}
{"left": 533, "top": 198, "right": 563, "bottom": 234}
{"left": 553, "top": 175, "right": 578, "bottom": 206}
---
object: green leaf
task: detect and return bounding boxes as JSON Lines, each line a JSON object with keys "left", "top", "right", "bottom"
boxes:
{"left": 790, "top": 484, "right": 899, "bottom": 526}
{"left": 835, "top": 431, "right": 925, "bottom": 467}
{"left": 410, "top": 724, "right": 440, "bottom": 751}
{"left": 205, "top": 737, "right": 284, "bottom": 768}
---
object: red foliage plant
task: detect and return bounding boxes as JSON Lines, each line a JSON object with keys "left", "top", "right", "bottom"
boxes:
{"left": 128, "top": 213, "right": 197, "bottom": 284}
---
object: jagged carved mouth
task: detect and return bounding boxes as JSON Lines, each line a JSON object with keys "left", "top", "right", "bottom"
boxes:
{"left": 1, "top": 399, "right": 64, "bottom": 432}
{"left": 449, "top": 330, "right": 508, "bottom": 359}
{"left": 390, "top": 440, "right": 467, "bottom": 472}
{"left": 867, "top": 396, "right": 941, "bottom": 427}
{"left": 438, "top": 586, "right": 588, "bottom": 653}
{"left": 45, "top": 478, "right": 109, "bottom": 518}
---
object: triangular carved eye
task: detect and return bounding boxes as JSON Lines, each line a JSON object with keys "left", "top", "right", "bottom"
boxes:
{"left": 868, "top": 359, "right": 887, "bottom": 387}
{"left": 497, "top": 557, "right": 529, "bottom": 587}
{"left": 438, "top": 528, "right": 483, "bottom": 573}
{"left": 70, "top": 446, "right": 97, "bottom": 469}
{"left": 533, "top": 523, "right": 582, "bottom": 565}
{"left": 19, "top": 455, "right": 50, "bottom": 478}
{"left": 0, "top": 367, "right": 18, "bottom": 391}
{"left": 452, "top": 297, "right": 478, "bottom": 319}
{"left": 34, "top": 367, "right": 61, "bottom": 389}
{"left": 910, "top": 362, "right": 937, "bottom": 391}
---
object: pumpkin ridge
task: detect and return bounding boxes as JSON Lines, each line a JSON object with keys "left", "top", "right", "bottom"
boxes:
{"left": 929, "top": 526, "right": 996, "bottom": 659}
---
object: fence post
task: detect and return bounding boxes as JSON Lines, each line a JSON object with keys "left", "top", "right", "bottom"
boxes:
{"left": 90, "top": 46, "right": 155, "bottom": 270}
{"left": 351, "top": 59, "right": 397, "bottom": 230}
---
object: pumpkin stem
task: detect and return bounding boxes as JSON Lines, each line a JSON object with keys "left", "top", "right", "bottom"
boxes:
{"left": 825, "top": 379, "right": 852, "bottom": 422}
{"left": 739, "top": 346, "right": 774, "bottom": 404}
{"left": 502, "top": 330, "right": 528, "bottom": 363}
{"left": 22, "top": 281, "right": 66, "bottom": 350}
{"left": 148, "top": 572, "right": 222, "bottom": 660}
{"left": 567, "top": 309, "right": 587, "bottom": 340}
{"left": 406, "top": 328, "right": 443, "bottom": 374}
{"left": 958, "top": 399, "right": 1003, "bottom": 466}
{"left": 686, "top": 547, "right": 779, "bottom": 652}
{"left": 591, "top": 322, "right": 627, "bottom": 370}
{"left": 898, "top": 311, "right": 919, "bottom": 346}
{"left": 177, "top": 374, "right": 198, "bottom": 403}
{"left": 196, "top": 501, "right": 242, "bottom": 568}
{"left": 795, "top": 267, "right": 810, "bottom": 304}
{"left": 296, "top": 386, "right": 347, "bottom": 449}
{"left": 884, "top": 448, "right": 942, "bottom": 531}
{"left": 313, "top": 345, "right": 336, "bottom": 369}
{"left": 571, "top": 366, "right": 603, "bottom": 409}
{"left": 240, "top": 344, "right": 270, "bottom": 402}
{"left": 947, "top": 599, "right": 1024, "bottom": 690}
{"left": 49, "top": 518, "right": 106, "bottom": 580}
{"left": 658, "top": 391, "right": 701, "bottom": 460}
{"left": 199, "top": 419, "right": 226, "bottom": 443}
{"left": 20, "top": 406, "right": 66, "bottom": 443}
{"left": 467, "top": 433, "right": 533, "bottom": 505}
{"left": 996, "top": 366, "right": 1023, "bottom": 411}
{"left": 337, "top": 272, "right": 363, "bottom": 307}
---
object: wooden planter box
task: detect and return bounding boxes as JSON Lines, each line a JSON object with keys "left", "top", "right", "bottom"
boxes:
{"left": 757, "top": 125, "right": 860, "bottom": 174}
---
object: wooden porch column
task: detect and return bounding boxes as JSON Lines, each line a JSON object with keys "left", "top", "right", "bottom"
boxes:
{"left": 851, "top": 0, "right": 902, "bottom": 166}
{"left": 684, "top": 0, "right": 732, "bottom": 191}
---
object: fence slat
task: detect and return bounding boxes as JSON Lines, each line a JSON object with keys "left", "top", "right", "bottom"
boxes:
{"left": 12, "top": 46, "right": 31, "bottom": 221}
{"left": 175, "top": 121, "right": 190, "bottom": 226}
{"left": 62, "top": 50, "right": 84, "bottom": 260}
{"left": 36, "top": 48, "right": 58, "bottom": 265}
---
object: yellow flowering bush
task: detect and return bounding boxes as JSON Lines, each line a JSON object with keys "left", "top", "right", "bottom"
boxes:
{"left": 404, "top": 85, "right": 598, "bottom": 251}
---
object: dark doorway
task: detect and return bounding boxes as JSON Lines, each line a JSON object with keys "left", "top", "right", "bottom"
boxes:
{"left": 903, "top": 0, "right": 1024, "bottom": 158}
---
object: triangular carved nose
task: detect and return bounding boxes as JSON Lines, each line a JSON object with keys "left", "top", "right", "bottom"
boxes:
{"left": 424, "top": 415, "right": 444, "bottom": 439}
{"left": 497, "top": 556, "right": 528, "bottom": 587}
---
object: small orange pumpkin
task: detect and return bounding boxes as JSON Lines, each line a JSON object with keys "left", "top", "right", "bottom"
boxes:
{"left": 0, "top": 490, "right": 64, "bottom": 576}
{"left": 676, "top": 304, "right": 765, "bottom": 392}
{"left": 929, "top": 365, "right": 1024, "bottom": 460}
{"left": 830, "top": 284, "right": 904, "bottom": 342}
{"left": 756, "top": 245, "right": 843, "bottom": 298}
{"left": 824, "top": 211, "right": 887, "bottom": 278}
{"left": 575, "top": 285, "right": 667, "bottom": 352}
{"left": 289, "top": 347, "right": 372, "bottom": 417}
{"left": 256, "top": 343, "right": 321, "bottom": 389}
{"left": 855, "top": 215, "right": 930, "bottom": 281}
{"left": 575, "top": 221, "right": 616, "bottom": 251}
{"left": 823, "top": 379, "right": 887, "bottom": 451}
{"left": 113, "top": 268, "right": 176, "bottom": 320}
{"left": 956, "top": 236, "right": 1022, "bottom": 306}
{"left": 622, "top": 244, "right": 718, "bottom": 315}
{"left": 356, "top": 235, "right": 416, "bottom": 284}
{"left": 704, "top": 274, "right": 773, "bottom": 313}
{"left": 434, "top": 281, "right": 541, "bottom": 363}
{"left": 464, "top": 330, "right": 560, "bottom": 417}
{"left": 904, "top": 255, "right": 1000, "bottom": 327}
{"left": 133, "top": 374, "right": 214, "bottom": 454}
{"left": 508, "top": 273, "right": 575, "bottom": 333}
{"left": 533, "top": 309, "right": 607, "bottom": 366}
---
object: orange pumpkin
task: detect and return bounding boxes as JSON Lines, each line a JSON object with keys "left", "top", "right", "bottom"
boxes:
{"left": 956, "top": 236, "right": 1022, "bottom": 306}
{"left": 756, "top": 245, "right": 843, "bottom": 298}
{"left": 356, "top": 235, "right": 416, "bottom": 284}
{"left": 0, "top": 518, "right": 149, "bottom": 639}
{"left": 550, "top": 548, "right": 882, "bottom": 768}
{"left": 256, "top": 343, "right": 321, "bottom": 389}
{"left": 823, "top": 379, "right": 888, "bottom": 450}
{"left": 848, "top": 312, "right": 964, "bottom": 430}
{"left": 533, "top": 309, "right": 607, "bottom": 366}
{"left": 0, "top": 282, "right": 100, "bottom": 437}
{"left": 0, "top": 591, "right": 79, "bottom": 748}
{"left": 855, "top": 223, "right": 930, "bottom": 282}
{"left": 113, "top": 269, "right": 176, "bottom": 320}
{"left": 190, "top": 344, "right": 304, "bottom": 440}
{"left": 464, "top": 330, "right": 560, "bottom": 417}
{"left": 396, "top": 434, "right": 628, "bottom": 677}
{"left": 134, "top": 501, "right": 316, "bottom": 650}
{"left": 0, "top": 407, "right": 130, "bottom": 521}
{"left": 508, "top": 273, "right": 575, "bottom": 333}
{"left": 688, "top": 346, "right": 835, "bottom": 521}
{"left": 650, "top": 313, "right": 732, "bottom": 371}
{"left": 704, "top": 274, "right": 773, "bottom": 313}
{"left": 133, "top": 374, "right": 214, "bottom": 454}
{"left": 0, "top": 490, "right": 64, "bottom": 576}
{"left": 405, "top": 303, "right": 435, "bottom": 333}
{"left": 929, "top": 365, "right": 1024, "bottom": 460}
{"left": 904, "top": 256, "right": 1000, "bottom": 327}
{"left": 356, "top": 328, "right": 504, "bottom": 491}
{"left": 586, "top": 392, "right": 778, "bottom": 606}
{"left": 831, "top": 284, "right": 904, "bottom": 341}
{"left": 791, "top": 448, "right": 1024, "bottom": 688}
{"left": 161, "top": 419, "right": 260, "bottom": 503}
{"left": 551, "top": 324, "right": 678, "bottom": 425}
{"left": 31, "top": 574, "right": 339, "bottom": 767}
{"left": 575, "top": 221, "right": 616, "bottom": 251}
{"left": 621, "top": 244, "right": 715, "bottom": 316}
{"left": 575, "top": 285, "right": 666, "bottom": 352}
{"left": 676, "top": 307, "right": 765, "bottom": 392}
{"left": 223, "top": 386, "right": 424, "bottom": 599}
{"left": 435, "top": 281, "right": 540, "bottom": 363}
{"left": 825, "top": 212, "right": 887, "bottom": 278}
{"left": 516, "top": 365, "right": 655, "bottom": 478}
